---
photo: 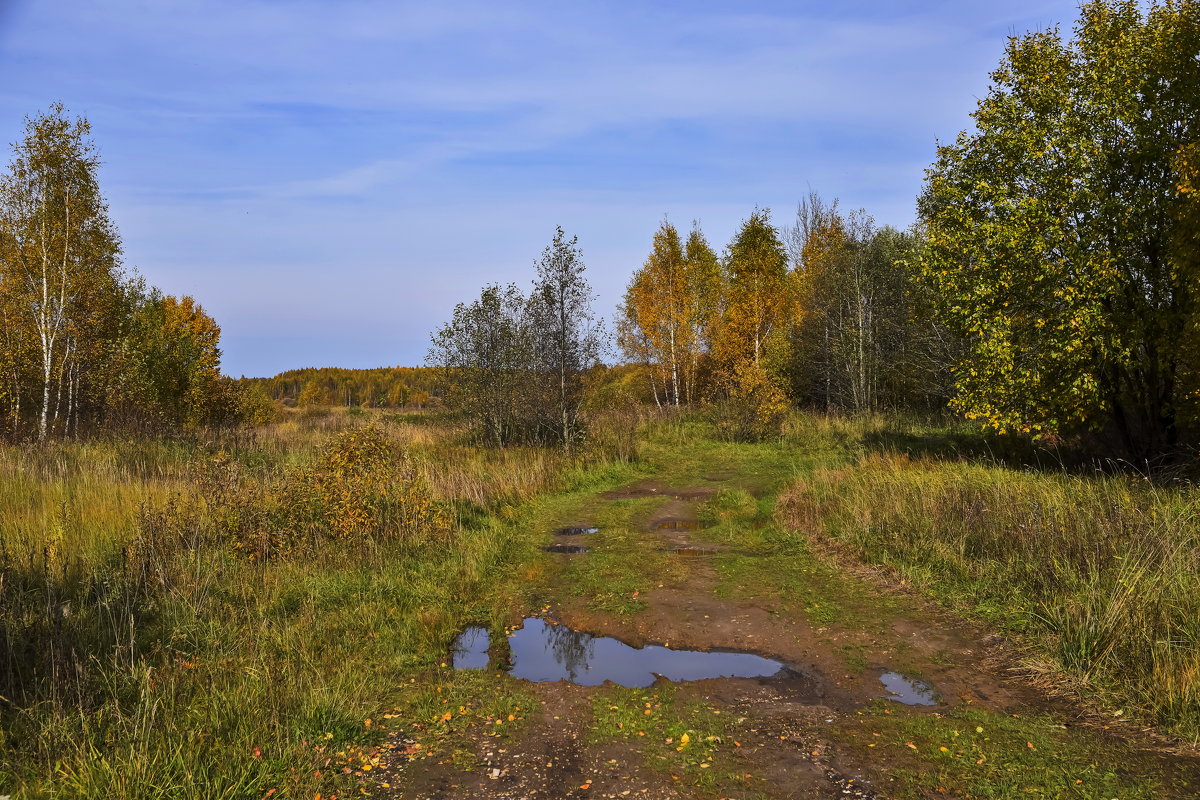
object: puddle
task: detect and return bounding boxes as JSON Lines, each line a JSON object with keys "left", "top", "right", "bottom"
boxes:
{"left": 656, "top": 519, "right": 700, "bottom": 531}
{"left": 880, "top": 671, "right": 938, "bottom": 705}
{"left": 669, "top": 546, "right": 717, "bottom": 557}
{"left": 544, "top": 544, "right": 589, "bottom": 554}
{"left": 556, "top": 526, "right": 600, "bottom": 536}
{"left": 453, "top": 617, "right": 786, "bottom": 688}
{"left": 452, "top": 627, "right": 491, "bottom": 670}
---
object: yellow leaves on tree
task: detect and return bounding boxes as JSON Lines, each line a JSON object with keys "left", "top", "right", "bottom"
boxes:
{"left": 718, "top": 361, "right": 789, "bottom": 442}
{"left": 713, "top": 209, "right": 795, "bottom": 376}
{"left": 618, "top": 222, "right": 721, "bottom": 406}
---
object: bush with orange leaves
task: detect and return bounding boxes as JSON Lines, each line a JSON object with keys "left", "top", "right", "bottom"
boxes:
{"left": 159, "top": 426, "right": 450, "bottom": 561}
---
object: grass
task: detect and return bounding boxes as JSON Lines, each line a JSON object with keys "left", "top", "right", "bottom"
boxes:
{"left": 780, "top": 438, "right": 1200, "bottom": 740}
{"left": 0, "top": 407, "right": 638, "bottom": 798}
{"left": 589, "top": 684, "right": 753, "bottom": 794}
{"left": 3, "top": 406, "right": 1199, "bottom": 797}
{"left": 831, "top": 702, "right": 1183, "bottom": 799}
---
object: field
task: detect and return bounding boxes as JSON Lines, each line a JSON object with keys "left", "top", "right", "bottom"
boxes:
{"left": 1, "top": 408, "right": 1198, "bottom": 798}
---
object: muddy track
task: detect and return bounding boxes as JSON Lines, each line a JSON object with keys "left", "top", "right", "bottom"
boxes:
{"left": 380, "top": 478, "right": 1200, "bottom": 799}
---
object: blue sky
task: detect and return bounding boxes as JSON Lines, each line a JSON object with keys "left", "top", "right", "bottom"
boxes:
{"left": 0, "top": 1, "right": 1082, "bottom": 377}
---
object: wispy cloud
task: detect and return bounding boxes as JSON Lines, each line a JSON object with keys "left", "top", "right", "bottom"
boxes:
{"left": 0, "top": 0, "right": 1086, "bottom": 375}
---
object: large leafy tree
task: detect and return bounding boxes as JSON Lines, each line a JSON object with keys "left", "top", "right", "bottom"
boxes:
{"left": 919, "top": 0, "right": 1200, "bottom": 454}
{"left": 712, "top": 209, "right": 794, "bottom": 378}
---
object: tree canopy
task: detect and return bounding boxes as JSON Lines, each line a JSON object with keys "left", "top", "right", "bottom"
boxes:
{"left": 918, "top": 0, "right": 1200, "bottom": 454}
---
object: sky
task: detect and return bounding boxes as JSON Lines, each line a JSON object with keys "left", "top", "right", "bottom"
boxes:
{"left": 0, "top": 0, "right": 1084, "bottom": 377}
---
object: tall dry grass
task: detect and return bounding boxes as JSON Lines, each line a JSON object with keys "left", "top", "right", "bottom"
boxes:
{"left": 0, "top": 406, "right": 641, "bottom": 797}
{"left": 781, "top": 444, "right": 1200, "bottom": 740}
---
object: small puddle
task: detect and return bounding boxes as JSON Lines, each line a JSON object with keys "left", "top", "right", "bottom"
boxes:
{"left": 656, "top": 519, "right": 700, "bottom": 531}
{"left": 544, "top": 544, "right": 589, "bottom": 554}
{"left": 556, "top": 526, "right": 600, "bottom": 536}
{"left": 669, "top": 546, "right": 717, "bottom": 557}
{"left": 880, "top": 671, "right": 938, "bottom": 705}
{"left": 453, "top": 617, "right": 786, "bottom": 688}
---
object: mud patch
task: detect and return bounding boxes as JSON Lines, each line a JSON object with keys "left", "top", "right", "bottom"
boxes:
{"left": 602, "top": 480, "right": 715, "bottom": 502}
{"left": 454, "top": 617, "right": 788, "bottom": 688}
{"left": 880, "top": 671, "right": 938, "bottom": 705}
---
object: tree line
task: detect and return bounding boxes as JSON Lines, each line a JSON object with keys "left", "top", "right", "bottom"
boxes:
{"left": 241, "top": 366, "right": 442, "bottom": 409}
{"left": 614, "top": 0, "right": 1199, "bottom": 456}
{"left": 617, "top": 203, "right": 953, "bottom": 438}
{"left": 0, "top": 105, "right": 265, "bottom": 439}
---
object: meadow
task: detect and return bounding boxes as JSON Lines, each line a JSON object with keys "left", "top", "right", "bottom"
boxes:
{"left": 0, "top": 408, "right": 1197, "bottom": 798}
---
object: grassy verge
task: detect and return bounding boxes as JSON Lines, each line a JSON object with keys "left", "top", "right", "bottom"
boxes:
{"left": 777, "top": 417, "right": 1200, "bottom": 741}
{"left": 833, "top": 702, "right": 1182, "bottom": 799}
{"left": 0, "top": 408, "right": 638, "bottom": 798}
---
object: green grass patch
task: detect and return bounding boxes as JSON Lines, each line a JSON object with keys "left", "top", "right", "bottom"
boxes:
{"left": 589, "top": 684, "right": 754, "bottom": 793}
{"left": 388, "top": 670, "right": 537, "bottom": 771}
{"left": 832, "top": 703, "right": 1185, "bottom": 799}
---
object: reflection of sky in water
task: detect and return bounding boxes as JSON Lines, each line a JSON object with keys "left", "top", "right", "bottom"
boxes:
{"left": 543, "top": 544, "right": 589, "bottom": 553}
{"left": 453, "top": 618, "right": 785, "bottom": 688}
{"left": 452, "top": 627, "right": 490, "bottom": 670}
{"left": 880, "top": 671, "right": 938, "bottom": 705}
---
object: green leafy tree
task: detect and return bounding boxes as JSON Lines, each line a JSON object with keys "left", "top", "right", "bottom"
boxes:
{"left": 919, "top": 0, "right": 1200, "bottom": 454}
{"left": 428, "top": 283, "right": 533, "bottom": 446}
{"left": 682, "top": 224, "right": 723, "bottom": 401}
{"left": 712, "top": 209, "right": 793, "bottom": 392}
{"left": 529, "top": 227, "right": 604, "bottom": 449}
{"left": 789, "top": 203, "right": 947, "bottom": 412}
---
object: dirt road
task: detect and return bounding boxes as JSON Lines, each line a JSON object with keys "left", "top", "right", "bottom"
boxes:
{"left": 377, "top": 478, "right": 1199, "bottom": 799}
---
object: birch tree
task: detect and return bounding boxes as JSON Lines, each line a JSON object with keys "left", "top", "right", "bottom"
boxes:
{"left": 713, "top": 209, "right": 793, "bottom": 379}
{"left": 0, "top": 104, "right": 120, "bottom": 439}
{"left": 530, "top": 227, "right": 604, "bottom": 449}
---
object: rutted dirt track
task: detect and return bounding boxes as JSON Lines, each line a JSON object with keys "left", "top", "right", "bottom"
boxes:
{"left": 379, "top": 479, "right": 1200, "bottom": 799}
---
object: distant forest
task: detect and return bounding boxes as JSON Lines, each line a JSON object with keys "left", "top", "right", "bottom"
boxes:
{"left": 241, "top": 366, "right": 442, "bottom": 408}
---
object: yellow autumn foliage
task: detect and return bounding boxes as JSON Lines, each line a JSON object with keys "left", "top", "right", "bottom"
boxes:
{"left": 191, "top": 426, "right": 450, "bottom": 560}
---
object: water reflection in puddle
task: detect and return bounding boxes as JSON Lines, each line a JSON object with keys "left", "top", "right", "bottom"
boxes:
{"left": 556, "top": 526, "right": 600, "bottom": 536}
{"left": 453, "top": 617, "right": 786, "bottom": 688}
{"left": 544, "top": 544, "right": 589, "bottom": 554}
{"left": 669, "top": 546, "right": 717, "bottom": 556}
{"left": 656, "top": 520, "right": 700, "bottom": 531}
{"left": 880, "top": 671, "right": 938, "bottom": 705}
{"left": 452, "top": 627, "right": 491, "bottom": 670}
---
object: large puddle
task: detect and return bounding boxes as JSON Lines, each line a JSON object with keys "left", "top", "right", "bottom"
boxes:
{"left": 880, "top": 671, "right": 938, "bottom": 705}
{"left": 453, "top": 617, "right": 786, "bottom": 688}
